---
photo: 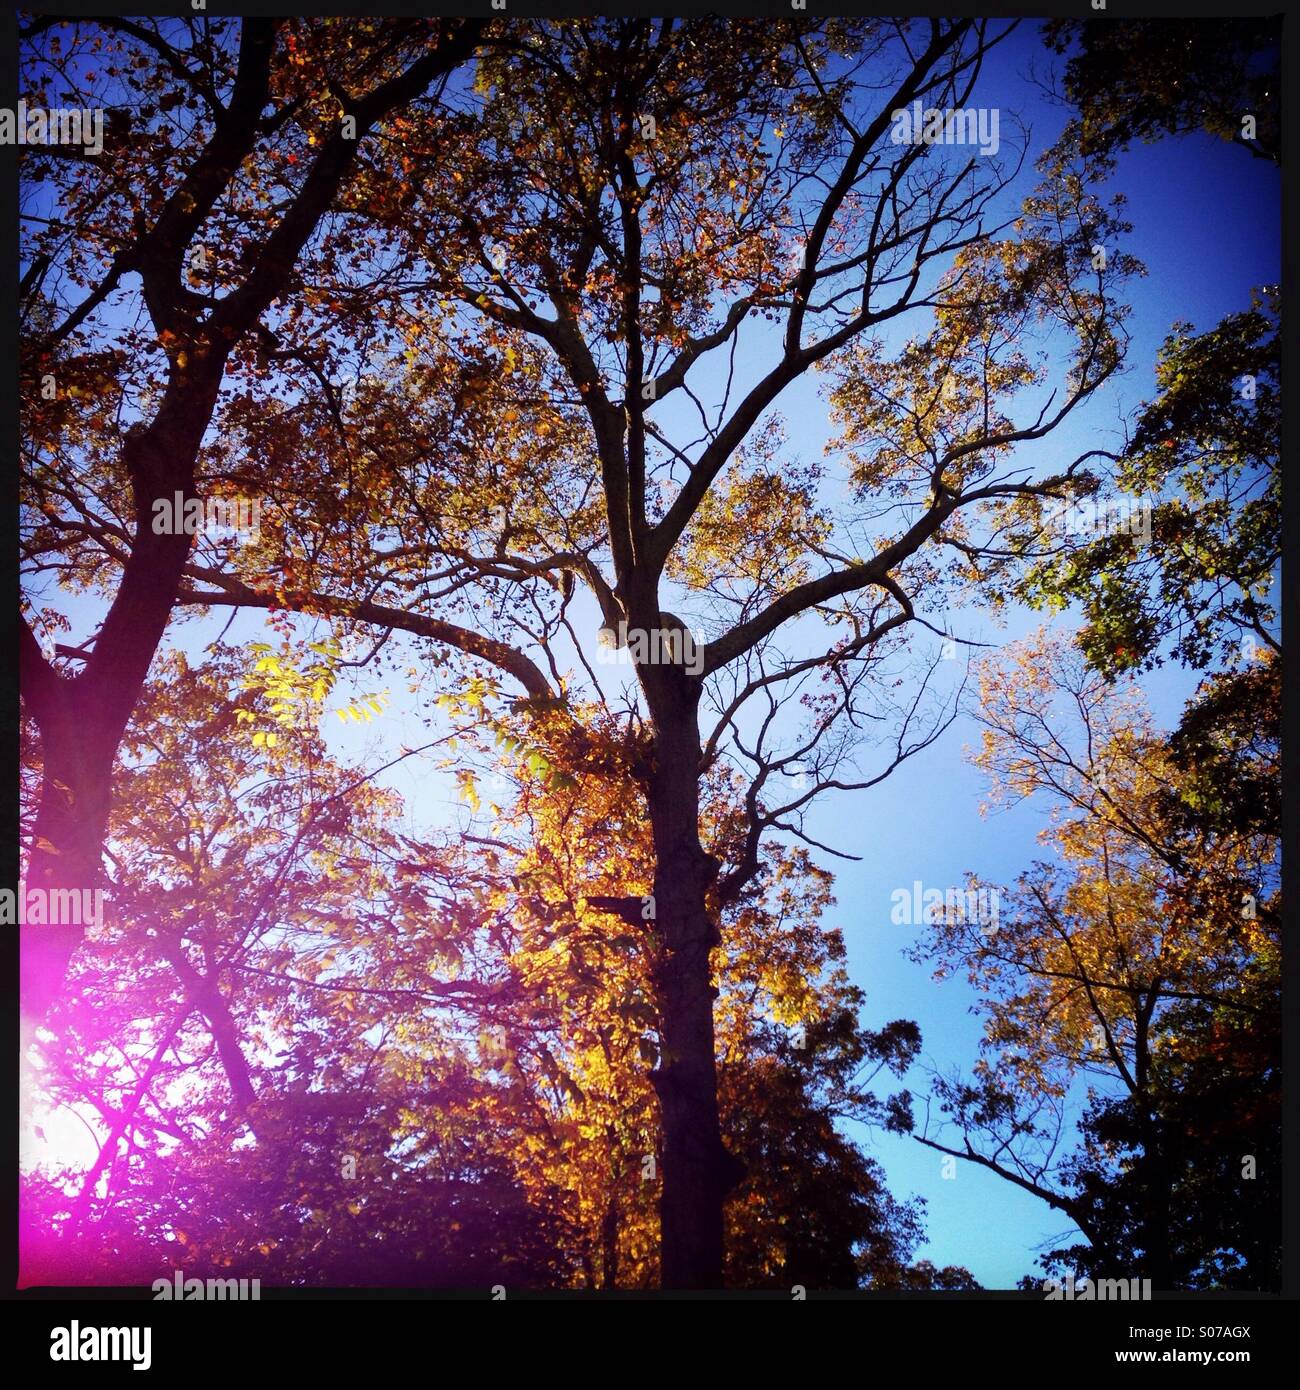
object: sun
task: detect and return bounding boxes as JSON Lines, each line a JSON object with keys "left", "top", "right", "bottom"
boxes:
{"left": 21, "top": 1039, "right": 101, "bottom": 1180}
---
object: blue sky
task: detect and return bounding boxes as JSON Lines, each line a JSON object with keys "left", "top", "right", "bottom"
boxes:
{"left": 23, "top": 20, "right": 1279, "bottom": 1286}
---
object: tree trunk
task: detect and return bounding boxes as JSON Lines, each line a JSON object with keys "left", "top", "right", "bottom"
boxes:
{"left": 22, "top": 401, "right": 213, "bottom": 1025}
{"left": 1133, "top": 1007, "right": 1175, "bottom": 1288}
{"left": 22, "top": 710, "right": 115, "bottom": 1024}
{"left": 599, "top": 1195, "right": 620, "bottom": 1289}
{"left": 1139, "top": 1130, "right": 1176, "bottom": 1290}
{"left": 642, "top": 666, "right": 745, "bottom": 1288}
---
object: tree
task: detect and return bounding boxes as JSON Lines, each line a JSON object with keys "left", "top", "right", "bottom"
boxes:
{"left": 1038, "top": 965, "right": 1279, "bottom": 1291}
{"left": 908, "top": 635, "right": 1279, "bottom": 1288}
{"left": 157, "top": 16, "right": 1132, "bottom": 1286}
{"left": 23, "top": 654, "right": 948, "bottom": 1290}
{"left": 1042, "top": 18, "right": 1280, "bottom": 167}
{"left": 1014, "top": 288, "right": 1279, "bottom": 679}
{"left": 1015, "top": 17, "right": 1280, "bottom": 680}
{"left": 19, "top": 15, "right": 486, "bottom": 1026}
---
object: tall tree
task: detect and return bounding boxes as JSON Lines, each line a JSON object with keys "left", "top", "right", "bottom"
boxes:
{"left": 19, "top": 15, "right": 485, "bottom": 1025}
{"left": 908, "top": 635, "right": 1279, "bottom": 1288}
{"left": 167, "top": 16, "right": 1131, "bottom": 1286}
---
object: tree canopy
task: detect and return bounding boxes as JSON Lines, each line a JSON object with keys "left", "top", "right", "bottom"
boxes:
{"left": 18, "top": 14, "right": 1279, "bottom": 1292}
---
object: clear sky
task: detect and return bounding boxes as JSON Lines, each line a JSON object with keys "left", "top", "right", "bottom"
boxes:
{"left": 23, "top": 19, "right": 1280, "bottom": 1287}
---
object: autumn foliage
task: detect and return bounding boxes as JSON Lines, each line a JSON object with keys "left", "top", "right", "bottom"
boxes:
{"left": 18, "top": 15, "right": 1278, "bottom": 1291}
